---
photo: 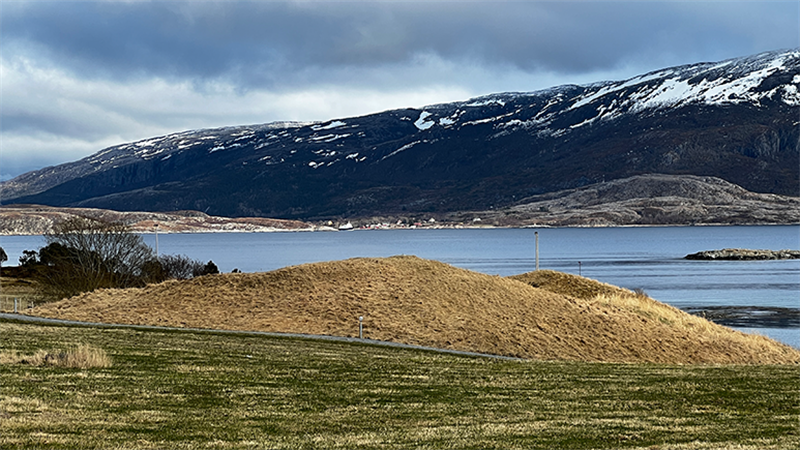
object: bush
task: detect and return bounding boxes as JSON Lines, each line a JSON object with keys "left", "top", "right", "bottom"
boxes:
{"left": 154, "top": 255, "right": 220, "bottom": 281}
{"left": 158, "top": 254, "right": 199, "bottom": 280}
{"left": 198, "top": 260, "right": 219, "bottom": 277}
{"left": 35, "top": 217, "right": 154, "bottom": 299}
{"left": 19, "top": 217, "right": 219, "bottom": 298}
{"left": 19, "top": 249, "right": 40, "bottom": 267}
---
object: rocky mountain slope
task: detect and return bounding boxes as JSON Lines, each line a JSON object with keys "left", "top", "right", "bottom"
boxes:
{"left": 2, "top": 49, "right": 798, "bottom": 220}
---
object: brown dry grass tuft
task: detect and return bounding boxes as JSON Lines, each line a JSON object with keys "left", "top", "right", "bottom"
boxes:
{"left": 1, "top": 344, "right": 111, "bottom": 369}
{"left": 28, "top": 256, "right": 800, "bottom": 365}
{"left": 510, "top": 269, "right": 632, "bottom": 300}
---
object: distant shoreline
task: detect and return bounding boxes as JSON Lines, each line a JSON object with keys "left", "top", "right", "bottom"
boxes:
{"left": 3, "top": 221, "right": 798, "bottom": 237}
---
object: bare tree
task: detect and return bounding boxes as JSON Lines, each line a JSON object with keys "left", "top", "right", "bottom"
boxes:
{"left": 37, "top": 217, "right": 155, "bottom": 299}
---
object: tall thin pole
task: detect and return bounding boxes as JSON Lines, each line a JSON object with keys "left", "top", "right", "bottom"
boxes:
{"left": 535, "top": 231, "right": 539, "bottom": 271}
{"left": 154, "top": 223, "right": 159, "bottom": 258}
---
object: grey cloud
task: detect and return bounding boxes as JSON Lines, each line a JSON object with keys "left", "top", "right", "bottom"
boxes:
{"left": 3, "top": 2, "right": 797, "bottom": 91}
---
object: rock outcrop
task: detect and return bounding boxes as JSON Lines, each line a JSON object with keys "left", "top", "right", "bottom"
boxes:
{"left": 685, "top": 248, "right": 800, "bottom": 260}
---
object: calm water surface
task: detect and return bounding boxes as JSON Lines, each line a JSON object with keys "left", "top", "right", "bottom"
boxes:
{"left": 3, "top": 225, "right": 798, "bottom": 347}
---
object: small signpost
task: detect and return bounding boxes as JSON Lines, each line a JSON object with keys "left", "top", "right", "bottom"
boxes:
{"left": 358, "top": 316, "right": 364, "bottom": 339}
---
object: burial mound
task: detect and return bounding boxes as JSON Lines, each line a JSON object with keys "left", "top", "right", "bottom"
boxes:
{"left": 29, "top": 256, "right": 799, "bottom": 364}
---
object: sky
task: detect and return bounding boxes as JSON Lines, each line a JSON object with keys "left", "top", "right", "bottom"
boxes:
{"left": 1, "top": 1, "right": 798, "bottom": 181}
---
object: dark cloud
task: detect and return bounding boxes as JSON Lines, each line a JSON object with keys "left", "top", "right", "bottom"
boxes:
{"left": 4, "top": 2, "right": 797, "bottom": 89}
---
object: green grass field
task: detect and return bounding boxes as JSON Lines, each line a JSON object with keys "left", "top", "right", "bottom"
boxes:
{"left": 1, "top": 319, "right": 798, "bottom": 449}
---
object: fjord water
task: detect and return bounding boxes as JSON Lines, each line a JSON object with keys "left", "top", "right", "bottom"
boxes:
{"left": 3, "top": 225, "right": 798, "bottom": 347}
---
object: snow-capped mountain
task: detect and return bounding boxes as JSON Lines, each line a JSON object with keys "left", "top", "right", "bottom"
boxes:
{"left": 2, "top": 49, "right": 798, "bottom": 219}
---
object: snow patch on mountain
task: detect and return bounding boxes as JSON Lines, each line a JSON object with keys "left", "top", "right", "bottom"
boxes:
{"left": 783, "top": 84, "right": 800, "bottom": 106}
{"left": 414, "top": 112, "right": 435, "bottom": 130}
{"left": 382, "top": 141, "right": 422, "bottom": 161}
{"left": 135, "top": 137, "right": 167, "bottom": 148}
{"left": 465, "top": 98, "right": 506, "bottom": 107}
{"left": 254, "top": 140, "right": 275, "bottom": 150}
{"left": 312, "top": 149, "right": 337, "bottom": 157}
{"left": 312, "top": 120, "right": 347, "bottom": 131}
{"left": 310, "top": 133, "right": 351, "bottom": 143}
{"left": 463, "top": 111, "right": 516, "bottom": 127}
{"left": 209, "top": 142, "right": 244, "bottom": 153}
{"left": 550, "top": 50, "right": 800, "bottom": 131}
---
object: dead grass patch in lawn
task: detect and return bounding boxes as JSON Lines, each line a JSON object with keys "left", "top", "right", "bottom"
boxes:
{"left": 1, "top": 344, "right": 111, "bottom": 369}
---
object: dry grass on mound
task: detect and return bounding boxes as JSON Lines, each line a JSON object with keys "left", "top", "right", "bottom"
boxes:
{"left": 510, "top": 269, "right": 632, "bottom": 300}
{"left": 30, "top": 256, "right": 800, "bottom": 365}
{"left": 512, "top": 270, "right": 799, "bottom": 364}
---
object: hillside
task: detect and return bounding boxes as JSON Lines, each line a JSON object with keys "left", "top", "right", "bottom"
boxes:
{"left": 2, "top": 49, "right": 798, "bottom": 220}
{"left": 3, "top": 173, "right": 797, "bottom": 235}
{"left": 450, "top": 174, "right": 800, "bottom": 226}
{"left": 28, "top": 256, "right": 800, "bottom": 365}
{"left": 0, "top": 204, "right": 313, "bottom": 235}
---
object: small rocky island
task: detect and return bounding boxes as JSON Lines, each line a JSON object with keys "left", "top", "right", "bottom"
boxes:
{"left": 685, "top": 248, "right": 800, "bottom": 260}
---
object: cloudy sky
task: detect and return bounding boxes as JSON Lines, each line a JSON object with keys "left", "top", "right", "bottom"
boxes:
{"left": 1, "top": 1, "right": 798, "bottom": 180}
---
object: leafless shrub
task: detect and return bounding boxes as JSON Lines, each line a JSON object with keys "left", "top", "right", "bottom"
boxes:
{"left": 159, "top": 254, "right": 200, "bottom": 280}
{"left": 36, "top": 217, "right": 154, "bottom": 299}
{"left": 150, "top": 255, "right": 220, "bottom": 281}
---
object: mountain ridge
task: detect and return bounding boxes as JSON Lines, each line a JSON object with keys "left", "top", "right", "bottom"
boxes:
{"left": 2, "top": 49, "right": 798, "bottom": 220}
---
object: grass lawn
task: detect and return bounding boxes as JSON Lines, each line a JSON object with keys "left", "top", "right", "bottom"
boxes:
{"left": 1, "top": 319, "right": 798, "bottom": 449}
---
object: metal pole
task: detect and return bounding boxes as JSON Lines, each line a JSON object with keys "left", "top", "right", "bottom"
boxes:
{"left": 14, "top": 298, "right": 18, "bottom": 314}
{"left": 154, "top": 223, "right": 159, "bottom": 257}
{"left": 358, "top": 316, "right": 364, "bottom": 339}
{"left": 535, "top": 232, "right": 539, "bottom": 271}
{"left": 579, "top": 261, "right": 582, "bottom": 276}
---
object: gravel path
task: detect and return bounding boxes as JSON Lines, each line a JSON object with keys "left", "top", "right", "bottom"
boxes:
{"left": 0, "top": 313, "right": 521, "bottom": 361}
